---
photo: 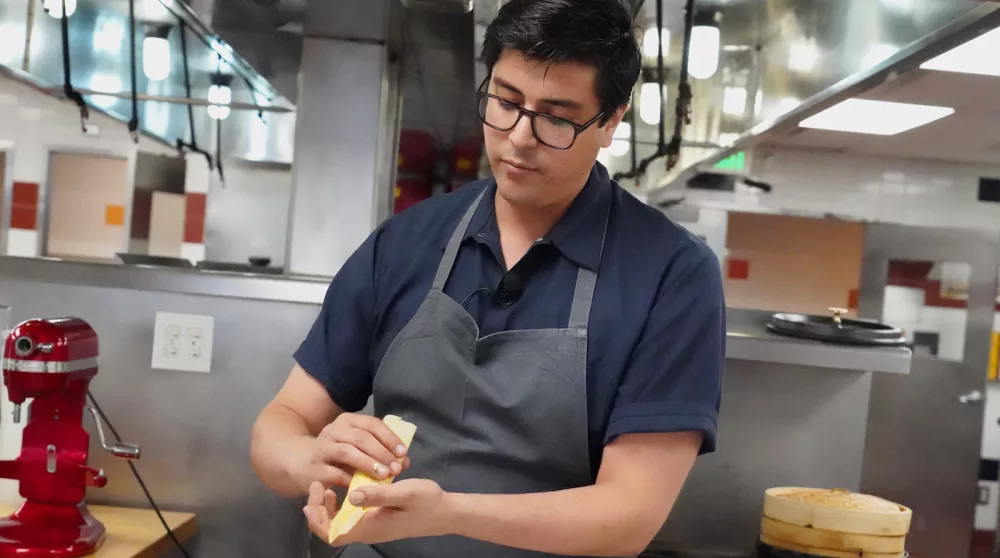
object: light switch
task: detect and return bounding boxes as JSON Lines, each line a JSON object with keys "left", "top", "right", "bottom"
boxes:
{"left": 151, "top": 312, "right": 214, "bottom": 373}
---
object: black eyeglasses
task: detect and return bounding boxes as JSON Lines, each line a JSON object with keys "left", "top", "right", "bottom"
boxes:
{"left": 475, "top": 80, "right": 604, "bottom": 150}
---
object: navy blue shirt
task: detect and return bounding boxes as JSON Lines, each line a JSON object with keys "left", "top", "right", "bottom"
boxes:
{"left": 294, "top": 163, "right": 726, "bottom": 471}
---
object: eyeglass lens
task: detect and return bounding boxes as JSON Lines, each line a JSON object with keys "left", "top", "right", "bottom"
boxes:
{"left": 478, "top": 95, "right": 577, "bottom": 149}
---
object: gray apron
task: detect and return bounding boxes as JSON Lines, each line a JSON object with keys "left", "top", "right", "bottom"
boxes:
{"left": 338, "top": 187, "right": 609, "bottom": 558}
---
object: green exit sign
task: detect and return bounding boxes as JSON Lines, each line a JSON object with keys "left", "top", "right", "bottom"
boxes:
{"left": 714, "top": 151, "right": 746, "bottom": 171}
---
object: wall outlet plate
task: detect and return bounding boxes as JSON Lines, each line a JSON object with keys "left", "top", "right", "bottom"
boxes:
{"left": 151, "top": 312, "right": 214, "bottom": 373}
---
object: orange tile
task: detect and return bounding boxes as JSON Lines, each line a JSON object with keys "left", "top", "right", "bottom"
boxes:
{"left": 104, "top": 204, "right": 125, "bottom": 226}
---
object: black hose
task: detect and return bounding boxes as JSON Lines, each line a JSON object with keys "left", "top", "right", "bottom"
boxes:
{"left": 666, "top": 0, "right": 697, "bottom": 170}
{"left": 175, "top": 20, "right": 214, "bottom": 171}
{"left": 58, "top": 0, "right": 88, "bottom": 131}
{"left": 127, "top": 0, "right": 139, "bottom": 142}
{"left": 613, "top": 0, "right": 672, "bottom": 182}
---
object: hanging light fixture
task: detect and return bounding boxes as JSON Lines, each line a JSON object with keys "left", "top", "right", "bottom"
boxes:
{"left": 639, "top": 68, "right": 665, "bottom": 125}
{"left": 143, "top": 25, "right": 172, "bottom": 82}
{"left": 43, "top": 0, "right": 76, "bottom": 18}
{"left": 207, "top": 73, "right": 233, "bottom": 120}
{"left": 688, "top": 11, "right": 720, "bottom": 80}
{"left": 642, "top": 27, "right": 670, "bottom": 59}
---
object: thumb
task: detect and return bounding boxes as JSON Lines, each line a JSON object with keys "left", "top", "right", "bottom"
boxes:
{"left": 349, "top": 483, "right": 410, "bottom": 509}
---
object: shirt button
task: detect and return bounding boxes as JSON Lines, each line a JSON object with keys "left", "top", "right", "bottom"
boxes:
{"left": 477, "top": 232, "right": 485, "bottom": 237}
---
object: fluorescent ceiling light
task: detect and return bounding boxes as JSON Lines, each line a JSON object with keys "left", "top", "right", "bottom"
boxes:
{"left": 639, "top": 82, "right": 663, "bottom": 125}
{"left": 642, "top": 28, "right": 670, "bottom": 59}
{"left": 920, "top": 27, "right": 1000, "bottom": 76}
{"left": 800, "top": 98, "right": 954, "bottom": 135}
{"left": 689, "top": 25, "right": 720, "bottom": 80}
{"left": 722, "top": 87, "right": 747, "bottom": 116}
{"left": 788, "top": 38, "right": 821, "bottom": 73}
{"left": 718, "top": 132, "right": 739, "bottom": 146}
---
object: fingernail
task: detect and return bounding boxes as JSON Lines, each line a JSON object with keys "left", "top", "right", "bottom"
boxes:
{"left": 373, "top": 463, "right": 388, "bottom": 477}
{"left": 396, "top": 444, "right": 407, "bottom": 456}
{"left": 390, "top": 461, "right": 402, "bottom": 475}
{"left": 350, "top": 491, "right": 365, "bottom": 505}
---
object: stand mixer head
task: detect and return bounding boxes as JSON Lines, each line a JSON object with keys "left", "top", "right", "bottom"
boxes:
{"left": 0, "top": 317, "right": 140, "bottom": 557}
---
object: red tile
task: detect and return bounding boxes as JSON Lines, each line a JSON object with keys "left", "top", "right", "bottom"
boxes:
{"left": 727, "top": 258, "right": 750, "bottom": 280}
{"left": 183, "top": 192, "right": 207, "bottom": 244}
{"left": 10, "top": 206, "right": 37, "bottom": 230}
{"left": 130, "top": 190, "right": 152, "bottom": 240}
{"left": 10, "top": 182, "right": 39, "bottom": 230}
{"left": 847, "top": 288, "right": 859, "bottom": 309}
{"left": 11, "top": 182, "right": 38, "bottom": 205}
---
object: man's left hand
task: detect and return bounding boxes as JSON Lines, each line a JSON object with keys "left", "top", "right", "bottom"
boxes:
{"left": 303, "top": 478, "right": 455, "bottom": 546}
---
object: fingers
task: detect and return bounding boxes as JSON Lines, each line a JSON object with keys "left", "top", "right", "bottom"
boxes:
{"left": 319, "top": 414, "right": 409, "bottom": 480}
{"left": 303, "top": 482, "right": 331, "bottom": 540}
{"left": 316, "top": 465, "right": 353, "bottom": 489}
{"left": 349, "top": 483, "right": 411, "bottom": 509}
{"left": 345, "top": 415, "right": 409, "bottom": 459}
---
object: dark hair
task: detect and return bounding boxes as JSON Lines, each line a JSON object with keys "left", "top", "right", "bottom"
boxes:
{"left": 480, "top": 0, "right": 641, "bottom": 124}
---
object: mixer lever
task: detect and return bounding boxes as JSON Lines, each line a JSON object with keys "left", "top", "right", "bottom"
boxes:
{"left": 84, "top": 406, "right": 141, "bottom": 460}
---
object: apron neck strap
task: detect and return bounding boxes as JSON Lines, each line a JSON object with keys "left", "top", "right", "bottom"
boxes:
{"left": 433, "top": 187, "right": 488, "bottom": 291}
{"left": 432, "top": 183, "right": 611, "bottom": 330}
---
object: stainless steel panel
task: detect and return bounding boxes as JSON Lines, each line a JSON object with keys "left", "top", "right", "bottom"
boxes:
{"left": 726, "top": 308, "right": 911, "bottom": 374}
{"left": 0, "top": 275, "right": 322, "bottom": 557}
{"left": 651, "top": 359, "right": 873, "bottom": 555}
{"left": 286, "top": 30, "right": 389, "bottom": 276}
{"left": 0, "top": 256, "right": 328, "bottom": 304}
{"left": 858, "top": 223, "right": 1000, "bottom": 558}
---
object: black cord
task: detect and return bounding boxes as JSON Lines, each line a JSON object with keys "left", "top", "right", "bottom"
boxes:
{"left": 175, "top": 19, "right": 214, "bottom": 171}
{"left": 126, "top": 0, "right": 139, "bottom": 143}
{"left": 58, "top": 0, "right": 88, "bottom": 132}
{"left": 86, "top": 391, "right": 193, "bottom": 558}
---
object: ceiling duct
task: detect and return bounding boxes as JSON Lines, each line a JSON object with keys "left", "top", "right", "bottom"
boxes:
{"left": 402, "top": 0, "right": 474, "bottom": 13}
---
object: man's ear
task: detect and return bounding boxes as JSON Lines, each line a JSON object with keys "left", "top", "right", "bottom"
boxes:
{"left": 599, "top": 105, "right": 628, "bottom": 148}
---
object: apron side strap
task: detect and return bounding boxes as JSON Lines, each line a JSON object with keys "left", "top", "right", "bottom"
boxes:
{"left": 567, "top": 267, "right": 597, "bottom": 330}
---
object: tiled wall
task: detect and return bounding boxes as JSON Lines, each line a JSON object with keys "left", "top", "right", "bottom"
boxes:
{"left": 748, "top": 146, "right": 1000, "bottom": 227}
{"left": 0, "top": 74, "right": 178, "bottom": 257}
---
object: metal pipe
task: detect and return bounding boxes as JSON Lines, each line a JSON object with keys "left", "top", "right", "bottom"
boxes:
{"left": 44, "top": 88, "right": 293, "bottom": 113}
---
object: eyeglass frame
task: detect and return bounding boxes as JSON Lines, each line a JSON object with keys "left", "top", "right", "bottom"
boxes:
{"left": 474, "top": 77, "right": 605, "bottom": 150}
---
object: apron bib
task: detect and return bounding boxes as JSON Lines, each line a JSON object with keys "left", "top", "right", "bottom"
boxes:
{"left": 338, "top": 188, "right": 609, "bottom": 558}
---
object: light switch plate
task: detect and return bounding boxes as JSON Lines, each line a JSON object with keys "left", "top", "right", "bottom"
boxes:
{"left": 151, "top": 312, "right": 214, "bottom": 373}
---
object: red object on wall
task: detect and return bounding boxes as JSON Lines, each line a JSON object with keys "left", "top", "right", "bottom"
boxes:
{"left": 727, "top": 258, "right": 750, "bottom": 280}
{"left": 446, "top": 137, "right": 483, "bottom": 192}
{"left": 397, "top": 130, "right": 436, "bottom": 176}
{"left": 183, "top": 193, "right": 207, "bottom": 244}
{"left": 394, "top": 129, "right": 437, "bottom": 214}
{"left": 10, "top": 182, "right": 39, "bottom": 230}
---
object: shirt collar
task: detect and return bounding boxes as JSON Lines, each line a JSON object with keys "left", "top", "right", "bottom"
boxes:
{"left": 463, "top": 162, "right": 612, "bottom": 272}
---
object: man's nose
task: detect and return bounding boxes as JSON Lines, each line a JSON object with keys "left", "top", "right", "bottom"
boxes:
{"left": 509, "top": 114, "right": 537, "bottom": 148}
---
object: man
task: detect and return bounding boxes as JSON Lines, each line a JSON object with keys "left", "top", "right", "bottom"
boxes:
{"left": 250, "top": 0, "right": 725, "bottom": 556}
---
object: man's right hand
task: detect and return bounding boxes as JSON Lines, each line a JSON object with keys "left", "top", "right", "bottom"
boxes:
{"left": 293, "top": 413, "right": 411, "bottom": 491}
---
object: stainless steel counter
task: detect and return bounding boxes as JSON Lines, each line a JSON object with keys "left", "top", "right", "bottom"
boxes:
{"left": 0, "top": 255, "right": 329, "bottom": 304}
{"left": 725, "top": 308, "right": 912, "bottom": 374}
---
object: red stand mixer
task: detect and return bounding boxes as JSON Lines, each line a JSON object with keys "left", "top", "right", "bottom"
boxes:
{"left": 0, "top": 317, "right": 140, "bottom": 557}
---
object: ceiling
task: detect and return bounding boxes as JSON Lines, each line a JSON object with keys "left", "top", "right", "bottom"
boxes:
{"left": 763, "top": 68, "right": 1000, "bottom": 165}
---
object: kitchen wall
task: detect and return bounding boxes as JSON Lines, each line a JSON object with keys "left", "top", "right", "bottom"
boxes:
{"left": 0, "top": 73, "right": 177, "bottom": 257}
{"left": 723, "top": 211, "right": 864, "bottom": 315}
{"left": 669, "top": 144, "right": 1000, "bottom": 534}
{"left": 0, "top": 72, "right": 295, "bottom": 266}
{"left": 45, "top": 152, "right": 130, "bottom": 260}
{"left": 204, "top": 161, "right": 291, "bottom": 267}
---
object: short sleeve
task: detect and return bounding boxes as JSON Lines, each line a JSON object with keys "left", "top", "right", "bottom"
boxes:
{"left": 293, "top": 226, "right": 386, "bottom": 412}
{"left": 604, "top": 244, "right": 726, "bottom": 454}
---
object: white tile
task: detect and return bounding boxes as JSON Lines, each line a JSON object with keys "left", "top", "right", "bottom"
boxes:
{"left": 5, "top": 228, "right": 36, "bottom": 257}
{"left": 181, "top": 242, "right": 205, "bottom": 264}
{"left": 976, "top": 481, "right": 999, "bottom": 531}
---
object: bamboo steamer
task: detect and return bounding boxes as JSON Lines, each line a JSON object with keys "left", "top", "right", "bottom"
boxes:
{"left": 760, "top": 517, "right": 907, "bottom": 554}
{"left": 759, "top": 534, "right": 907, "bottom": 558}
{"left": 763, "top": 487, "right": 912, "bottom": 537}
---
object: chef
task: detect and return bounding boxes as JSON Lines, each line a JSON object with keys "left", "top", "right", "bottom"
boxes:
{"left": 249, "top": 0, "right": 725, "bottom": 556}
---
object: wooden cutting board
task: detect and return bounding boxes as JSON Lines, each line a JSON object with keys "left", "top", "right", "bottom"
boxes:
{"left": 0, "top": 504, "right": 197, "bottom": 558}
